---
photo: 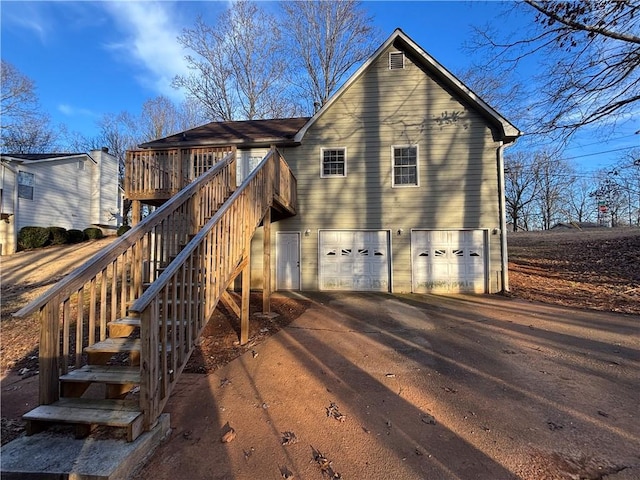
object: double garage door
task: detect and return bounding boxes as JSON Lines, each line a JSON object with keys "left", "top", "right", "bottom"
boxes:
{"left": 319, "top": 229, "right": 486, "bottom": 293}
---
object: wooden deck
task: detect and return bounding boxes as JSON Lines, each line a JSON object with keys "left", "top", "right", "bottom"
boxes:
{"left": 125, "top": 147, "right": 235, "bottom": 203}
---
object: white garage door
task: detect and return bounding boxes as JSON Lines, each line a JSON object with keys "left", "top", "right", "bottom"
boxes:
{"left": 319, "top": 231, "right": 390, "bottom": 291}
{"left": 412, "top": 230, "right": 486, "bottom": 293}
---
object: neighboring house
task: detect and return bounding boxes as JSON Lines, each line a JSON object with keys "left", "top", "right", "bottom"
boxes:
{"left": 550, "top": 222, "right": 601, "bottom": 230}
{"left": 0, "top": 148, "right": 121, "bottom": 255}
{"left": 140, "top": 29, "right": 521, "bottom": 294}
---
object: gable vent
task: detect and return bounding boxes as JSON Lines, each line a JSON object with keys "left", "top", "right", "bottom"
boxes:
{"left": 389, "top": 51, "right": 405, "bottom": 70}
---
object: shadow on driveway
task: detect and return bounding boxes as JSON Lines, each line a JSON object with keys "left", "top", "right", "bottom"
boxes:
{"left": 134, "top": 292, "right": 639, "bottom": 480}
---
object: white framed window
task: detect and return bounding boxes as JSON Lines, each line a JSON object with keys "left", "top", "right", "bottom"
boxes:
{"left": 389, "top": 51, "right": 405, "bottom": 70}
{"left": 321, "top": 147, "right": 347, "bottom": 177}
{"left": 17, "top": 171, "right": 35, "bottom": 200}
{"left": 391, "top": 145, "right": 418, "bottom": 187}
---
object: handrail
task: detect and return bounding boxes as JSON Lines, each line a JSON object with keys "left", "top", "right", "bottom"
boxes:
{"left": 13, "top": 152, "right": 236, "bottom": 320}
{"left": 129, "top": 149, "right": 275, "bottom": 314}
{"left": 14, "top": 148, "right": 237, "bottom": 406}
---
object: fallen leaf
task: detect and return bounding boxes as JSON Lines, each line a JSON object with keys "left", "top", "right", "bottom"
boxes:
{"left": 220, "top": 423, "right": 236, "bottom": 443}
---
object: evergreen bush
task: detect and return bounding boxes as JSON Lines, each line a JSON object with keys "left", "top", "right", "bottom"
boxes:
{"left": 67, "top": 229, "right": 86, "bottom": 244}
{"left": 83, "top": 227, "right": 104, "bottom": 240}
{"left": 117, "top": 225, "right": 132, "bottom": 237}
{"left": 17, "top": 226, "right": 50, "bottom": 250}
{"left": 48, "top": 227, "right": 68, "bottom": 245}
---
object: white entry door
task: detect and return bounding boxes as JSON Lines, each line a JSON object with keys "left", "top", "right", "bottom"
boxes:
{"left": 319, "top": 230, "right": 390, "bottom": 291}
{"left": 276, "top": 232, "right": 300, "bottom": 290}
{"left": 412, "top": 230, "right": 486, "bottom": 293}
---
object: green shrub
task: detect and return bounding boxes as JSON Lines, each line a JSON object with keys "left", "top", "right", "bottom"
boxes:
{"left": 18, "top": 226, "right": 50, "bottom": 250}
{"left": 47, "top": 227, "right": 68, "bottom": 245}
{"left": 117, "top": 225, "right": 132, "bottom": 237}
{"left": 83, "top": 227, "right": 104, "bottom": 240}
{"left": 67, "top": 229, "right": 86, "bottom": 244}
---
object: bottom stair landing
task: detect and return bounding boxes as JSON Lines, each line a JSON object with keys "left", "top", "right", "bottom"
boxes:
{"left": 0, "top": 414, "right": 170, "bottom": 480}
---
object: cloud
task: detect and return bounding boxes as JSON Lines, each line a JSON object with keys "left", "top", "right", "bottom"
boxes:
{"left": 102, "top": 1, "right": 190, "bottom": 102}
{"left": 2, "top": 3, "right": 51, "bottom": 44}
{"left": 58, "top": 104, "right": 96, "bottom": 117}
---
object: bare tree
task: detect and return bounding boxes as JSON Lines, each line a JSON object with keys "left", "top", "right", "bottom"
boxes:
{"left": 177, "top": 97, "right": 207, "bottom": 132}
{"left": 139, "top": 95, "right": 207, "bottom": 142}
{"left": 1, "top": 117, "right": 57, "bottom": 154}
{"left": 565, "top": 177, "right": 597, "bottom": 223}
{"left": 1, "top": 61, "right": 56, "bottom": 153}
{"left": 281, "top": 0, "right": 379, "bottom": 112}
{"left": 535, "top": 153, "right": 575, "bottom": 229}
{"left": 1, "top": 61, "right": 37, "bottom": 129}
{"left": 603, "top": 150, "right": 640, "bottom": 226}
{"left": 139, "top": 95, "right": 182, "bottom": 142}
{"left": 174, "top": 1, "right": 297, "bottom": 121}
{"left": 95, "top": 112, "right": 138, "bottom": 179}
{"left": 505, "top": 152, "right": 540, "bottom": 231}
{"left": 467, "top": 1, "right": 640, "bottom": 140}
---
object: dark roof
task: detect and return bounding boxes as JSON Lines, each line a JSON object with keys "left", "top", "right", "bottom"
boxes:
{"left": 1, "top": 153, "right": 84, "bottom": 161}
{"left": 140, "top": 117, "right": 311, "bottom": 149}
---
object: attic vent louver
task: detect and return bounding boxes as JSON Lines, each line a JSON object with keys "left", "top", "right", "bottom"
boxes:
{"left": 389, "top": 51, "right": 405, "bottom": 70}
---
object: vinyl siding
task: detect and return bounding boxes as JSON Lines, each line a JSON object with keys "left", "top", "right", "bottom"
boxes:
{"left": 252, "top": 44, "right": 504, "bottom": 292}
{"left": 91, "top": 150, "right": 120, "bottom": 227}
{"left": 16, "top": 159, "right": 95, "bottom": 232}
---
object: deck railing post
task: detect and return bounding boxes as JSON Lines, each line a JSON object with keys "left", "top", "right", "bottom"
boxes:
{"left": 39, "top": 301, "right": 60, "bottom": 405}
{"left": 263, "top": 208, "right": 271, "bottom": 314}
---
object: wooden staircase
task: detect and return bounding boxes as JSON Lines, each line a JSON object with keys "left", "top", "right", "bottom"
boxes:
{"left": 13, "top": 147, "right": 297, "bottom": 441}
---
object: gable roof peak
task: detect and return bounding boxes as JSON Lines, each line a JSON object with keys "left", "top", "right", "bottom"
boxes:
{"left": 294, "top": 28, "right": 521, "bottom": 143}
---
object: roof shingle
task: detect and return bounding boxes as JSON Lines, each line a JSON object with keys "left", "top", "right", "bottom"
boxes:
{"left": 140, "top": 117, "right": 311, "bottom": 149}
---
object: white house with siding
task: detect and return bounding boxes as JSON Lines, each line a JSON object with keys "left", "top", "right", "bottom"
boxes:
{"left": 0, "top": 148, "right": 121, "bottom": 255}
{"left": 140, "top": 29, "right": 521, "bottom": 294}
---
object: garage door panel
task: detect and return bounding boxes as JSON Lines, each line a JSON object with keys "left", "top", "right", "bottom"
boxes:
{"left": 412, "top": 230, "right": 486, "bottom": 293}
{"left": 320, "top": 230, "right": 390, "bottom": 292}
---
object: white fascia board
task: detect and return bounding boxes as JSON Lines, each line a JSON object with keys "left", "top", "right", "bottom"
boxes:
{"left": 18, "top": 154, "right": 90, "bottom": 165}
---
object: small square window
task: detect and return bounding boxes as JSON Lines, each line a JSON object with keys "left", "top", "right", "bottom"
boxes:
{"left": 321, "top": 148, "right": 346, "bottom": 177}
{"left": 392, "top": 145, "right": 418, "bottom": 187}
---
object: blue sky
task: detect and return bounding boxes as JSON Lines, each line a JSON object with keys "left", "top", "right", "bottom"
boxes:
{"left": 1, "top": 1, "right": 637, "bottom": 172}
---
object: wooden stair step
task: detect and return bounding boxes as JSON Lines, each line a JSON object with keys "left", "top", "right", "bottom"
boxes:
{"left": 157, "top": 266, "right": 204, "bottom": 274}
{"left": 23, "top": 398, "right": 143, "bottom": 441}
{"left": 142, "top": 281, "right": 197, "bottom": 289}
{"left": 108, "top": 315, "right": 187, "bottom": 329}
{"left": 85, "top": 338, "right": 141, "bottom": 355}
{"left": 108, "top": 317, "right": 141, "bottom": 328}
{"left": 108, "top": 317, "right": 141, "bottom": 337}
{"left": 60, "top": 365, "right": 140, "bottom": 384}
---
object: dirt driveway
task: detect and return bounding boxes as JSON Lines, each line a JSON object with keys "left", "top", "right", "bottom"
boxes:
{"left": 133, "top": 292, "right": 639, "bottom": 480}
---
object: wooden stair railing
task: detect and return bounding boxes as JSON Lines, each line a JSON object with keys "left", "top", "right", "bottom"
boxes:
{"left": 12, "top": 148, "right": 243, "bottom": 441}
{"left": 129, "top": 148, "right": 284, "bottom": 431}
{"left": 13, "top": 147, "right": 296, "bottom": 442}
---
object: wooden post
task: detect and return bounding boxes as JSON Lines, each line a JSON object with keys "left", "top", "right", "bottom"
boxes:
{"left": 39, "top": 302, "right": 60, "bottom": 405}
{"left": 240, "top": 253, "right": 250, "bottom": 345}
{"left": 262, "top": 208, "right": 271, "bottom": 314}
{"left": 240, "top": 194, "right": 251, "bottom": 345}
{"left": 132, "top": 200, "right": 142, "bottom": 226}
{"left": 229, "top": 147, "right": 237, "bottom": 191}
